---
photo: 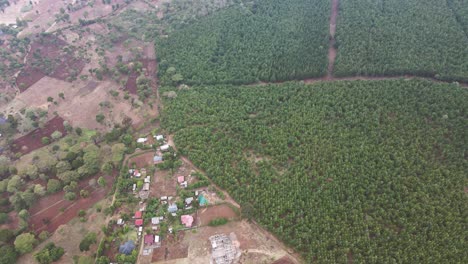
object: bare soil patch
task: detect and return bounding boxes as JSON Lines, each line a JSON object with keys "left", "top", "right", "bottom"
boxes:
{"left": 197, "top": 204, "right": 238, "bottom": 226}
{"left": 126, "top": 59, "right": 157, "bottom": 95}
{"left": 166, "top": 220, "right": 299, "bottom": 263}
{"left": 128, "top": 151, "right": 154, "bottom": 168}
{"left": 272, "top": 256, "right": 296, "bottom": 264}
{"left": 11, "top": 116, "right": 67, "bottom": 154}
{"left": 151, "top": 169, "right": 177, "bottom": 197}
{"left": 152, "top": 242, "right": 189, "bottom": 262}
{"left": 28, "top": 173, "right": 115, "bottom": 234}
{"left": 16, "top": 35, "right": 85, "bottom": 91}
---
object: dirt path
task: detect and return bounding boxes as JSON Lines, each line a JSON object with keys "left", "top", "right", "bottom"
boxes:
{"left": 327, "top": 0, "right": 339, "bottom": 79}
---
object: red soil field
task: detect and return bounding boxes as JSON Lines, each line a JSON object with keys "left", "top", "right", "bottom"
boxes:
{"left": 28, "top": 173, "right": 115, "bottom": 234}
{"left": 125, "top": 59, "right": 157, "bottom": 95}
{"left": 197, "top": 204, "right": 238, "bottom": 226}
{"left": 16, "top": 35, "right": 85, "bottom": 92}
{"left": 11, "top": 116, "right": 67, "bottom": 155}
{"left": 125, "top": 70, "right": 138, "bottom": 95}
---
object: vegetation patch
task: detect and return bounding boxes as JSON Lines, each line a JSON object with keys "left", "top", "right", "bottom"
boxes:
{"left": 334, "top": 0, "right": 468, "bottom": 82}
{"left": 156, "top": 0, "right": 330, "bottom": 86}
{"left": 162, "top": 80, "right": 467, "bottom": 262}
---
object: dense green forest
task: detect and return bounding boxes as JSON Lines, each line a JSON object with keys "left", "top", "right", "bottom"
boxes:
{"left": 447, "top": 0, "right": 468, "bottom": 36}
{"left": 161, "top": 80, "right": 468, "bottom": 262}
{"left": 156, "top": 0, "right": 329, "bottom": 86}
{"left": 334, "top": 0, "right": 468, "bottom": 82}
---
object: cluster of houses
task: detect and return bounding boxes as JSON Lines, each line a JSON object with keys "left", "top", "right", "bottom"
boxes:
{"left": 124, "top": 133, "right": 214, "bottom": 257}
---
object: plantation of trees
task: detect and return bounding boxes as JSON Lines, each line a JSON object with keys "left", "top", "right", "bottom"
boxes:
{"left": 334, "top": 0, "right": 468, "bottom": 82}
{"left": 161, "top": 80, "right": 467, "bottom": 262}
{"left": 156, "top": 0, "right": 329, "bottom": 86}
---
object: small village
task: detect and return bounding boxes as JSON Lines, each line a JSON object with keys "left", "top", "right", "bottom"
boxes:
{"left": 110, "top": 134, "right": 244, "bottom": 263}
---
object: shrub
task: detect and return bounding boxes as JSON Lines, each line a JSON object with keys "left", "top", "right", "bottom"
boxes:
{"left": 64, "top": 192, "right": 76, "bottom": 201}
{"left": 208, "top": 217, "right": 228, "bottom": 226}
{"left": 96, "top": 114, "right": 105, "bottom": 123}
{"left": 34, "top": 242, "right": 65, "bottom": 264}
{"left": 14, "top": 233, "right": 37, "bottom": 254}
{"left": 41, "top": 137, "right": 50, "bottom": 145}
{"left": 79, "top": 232, "right": 97, "bottom": 252}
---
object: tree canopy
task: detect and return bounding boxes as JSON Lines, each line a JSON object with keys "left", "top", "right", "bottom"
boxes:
{"left": 161, "top": 80, "right": 468, "bottom": 262}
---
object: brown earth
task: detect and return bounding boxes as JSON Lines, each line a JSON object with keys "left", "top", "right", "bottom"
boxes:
{"left": 128, "top": 151, "right": 154, "bottom": 168}
{"left": 152, "top": 243, "right": 189, "bottom": 262}
{"left": 28, "top": 173, "right": 115, "bottom": 234}
{"left": 272, "top": 256, "right": 296, "bottom": 264}
{"left": 197, "top": 204, "right": 238, "bottom": 226}
{"left": 11, "top": 116, "right": 67, "bottom": 154}
{"left": 151, "top": 169, "right": 177, "bottom": 197}
{"left": 16, "top": 35, "right": 85, "bottom": 91}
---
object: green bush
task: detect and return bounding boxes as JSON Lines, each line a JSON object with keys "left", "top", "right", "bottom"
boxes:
{"left": 208, "top": 217, "right": 228, "bottom": 226}
{"left": 79, "top": 232, "right": 97, "bottom": 252}
{"left": 33, "top": 243, "right": 64, "bottom": 264}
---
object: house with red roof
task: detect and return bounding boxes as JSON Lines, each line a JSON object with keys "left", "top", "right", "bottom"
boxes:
{"left": 177, "top": 176, "right": 185, "bottom": 184}
{"left": 144, "top": 234, "right": 154, "bottom": 246}
{"left": 135, "top": 211, "right": 142, "bottom": 219}
{"left": 181, "top": 215, "right": 194, "bottom": 228}
{"left": 135, "top": 219, "right": 143, "bottom": 226}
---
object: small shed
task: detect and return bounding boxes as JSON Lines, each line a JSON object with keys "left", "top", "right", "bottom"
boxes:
{"left": 198, "top": 195, "right": 208, "bottom": 206}
{"left": 155, "top": 135, "right": 164, "bottom": 141}
{"left": 168, "top": 204, "right": 178, "bottom": 213}
{"left": 144, "top": 176, "right": 151, "bottom": 183}
{"left": 160, "top": 144, "right": 170, "bottom": 151}
{"left": 177, "top": 176, "right": 185, "bottom": 184}
{"left": 151, "top": 217, "right": 160, "bottom": 225}
{"left": 153, "top": 155, "right": 163, "bottom": 164}
{"left": 117, "top": 219, "right": 125, "bottom": 225}
{"left": 142, "top": 183, "right": 150, "bottom": 191}
{"left": 185, "top": 197, "right": 194, "bottom": 205}
{"left": 137, "top": 138, "right": 147, "bottom": 143}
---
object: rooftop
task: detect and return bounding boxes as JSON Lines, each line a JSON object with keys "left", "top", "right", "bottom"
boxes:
{"left": 135, "top": 219, "right": 144, "bottom": 226}
{"left": 181, "top": 215, "right": 194, "bottom": 228}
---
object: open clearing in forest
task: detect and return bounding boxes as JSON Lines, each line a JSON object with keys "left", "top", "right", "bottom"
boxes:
{"left": 11, "top": 116, "right": 67, "bottom": 154}
{"left": 28, "top": 173, "right": 114, "bottom": 234}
